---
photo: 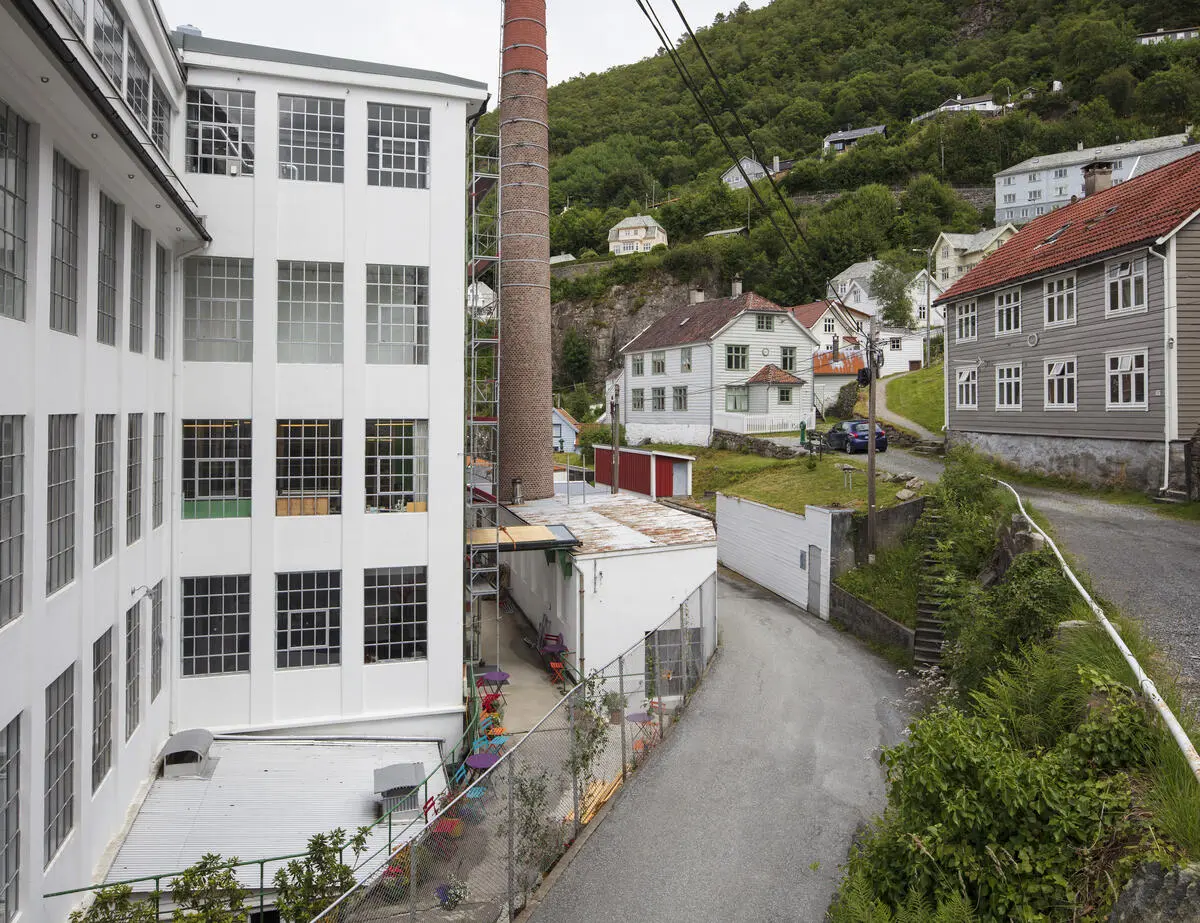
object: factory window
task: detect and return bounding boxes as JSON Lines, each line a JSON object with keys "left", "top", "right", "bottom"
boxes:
{"left": 46, "top": 415, "right": 76, "bottom": 595}
{"left": 367, "top": 103, "right": 430, "bottom": 189}
{"left": 92, "top": 0, "right": 124, "bottom": 89}
{"left": 365, "top": 420, "right": 428, "bottom": 513}
{"left": 276, "top": 570, "right": 341, "bottom": 668}
{"left": 651, "top": 387, "right": 665, "bottom": 411}
{"left": 125, "top": 40, "right": 151, "bottom": 128}
{"left": 631, "top": 388, "right": 644, "bottom": 411}
{"left": 152, "top": 413, "right": 164, "bottom": 529}
{"left": 125, "top": 604, "right": 140, "bottom": 739}
{"left": 44, "top": 665, "right": 74, "bottom": 865}
{"left": 725, "top": 385, "right": 748, "bottom": 412}
{"left": 181, "top": 576, "right": 250, "bottom": 676}
{"left": 126, "top": 414, "right": 142, "bottom": 545}
{"left": 651, "top": 351, "right": 666, "bottom": 374}
{"left": 96, "top": 194, "right": 119, "bottom": 347}
{"left": 93, "top": 415, "right": 115, "bottom": 566}
{"left": 781, "top": 346, "right": 796, "bottom": 372}
{"left": 154, "top": 245, "right": 169, "bottom": 359}
{"left": 151, "top": 80, "right": 171, "bottom": 155}
{"left": 91, "top": 628, "right": 112, "bottom": 792}
{"left": 186, "top": 88, "right": 256, "bottom": 176}
{"left": 0, "top": 416, "right": 23, "bottom": 627}
{"left": 276, "top": 420, "right": 342, "bottom": 516}
{"left": 278, "top": 95, "right": 344, "bottom": 183}
{"left": 0, "top": 715, "right": 18, "bottom": 922}
{"left": 182, "top": 420, "right": 252, "bottom": 519}
{"left": 183, "top": 257, "right": 254, "bottom": 362}
{"left": 0, "top": 100, "right": 29, "bottom": 322}
{"left": 364, "top": 566, "right": 427, "bottom": 663}
{"left": 673, "top": 386, "right": 688, "bottom": 411}
{"left": 631, "top": 355, "right": 644, "bottom": 376}
{"left": 680, "top": 347, "right": 692, "bottom": 372}
{"left": 129, "top": 223, "right": 147, "bottom": 353}
{"left": 60, "top": 0, "right": 85, "bottom": 32}
{"left": 150, "top": 581, "right": 164, "bottom": 700}
{"left": 277, "top": 261, "right": 344, "bottom": 363}
{"left": 725, "top": 344, "right": 748, "bottom": 371}
{"left": 365, "top": 264, "right": 428, "bottom": 364}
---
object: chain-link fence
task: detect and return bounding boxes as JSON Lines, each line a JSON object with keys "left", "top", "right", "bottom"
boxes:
{"left": 314, "top": 572, "right": 718, "bottom": 922}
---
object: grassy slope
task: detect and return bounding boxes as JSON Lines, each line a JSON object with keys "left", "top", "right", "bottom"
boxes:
{"left": 885, "top": 363, "right": 945, "bottom": 433}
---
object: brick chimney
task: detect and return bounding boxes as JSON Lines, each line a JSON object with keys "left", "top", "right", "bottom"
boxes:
{"left": 1082, "top": 161, "right": 1114, "bottom": 198}
{"left": 731, "top": 276, "right": 743, "bottom": 297}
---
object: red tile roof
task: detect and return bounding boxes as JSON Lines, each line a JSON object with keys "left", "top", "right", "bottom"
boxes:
{"left": 554, "top": 407, "right": 580, "bottom": 430}
{"left": 937, "top": 151, "right": 1200, "bottom": 303}
{"left": 812, "top": 350, "right": 867, "bottom": 376}
{"left": 622, "top": 292, "right": 790, "bottom": 352}
{"left": 746, "top": 363, "right": 804, "bottom": 385}
{"left": 788, "top": 299, "right": 839, "bottom": 329}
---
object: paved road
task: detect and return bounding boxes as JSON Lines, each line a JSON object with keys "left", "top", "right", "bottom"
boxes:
{"left": 529, "top": 573, "right": 909, "bottom": 923}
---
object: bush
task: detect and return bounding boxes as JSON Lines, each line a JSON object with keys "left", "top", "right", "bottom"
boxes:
{"left": 832, "top": 381, "right": 860, "bottom": 419}
{"left": 577, "top": 424, "right": 625, "bottom": 463}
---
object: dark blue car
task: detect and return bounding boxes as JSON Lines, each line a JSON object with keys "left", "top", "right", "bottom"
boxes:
{"left": 826, "top": 420, "right": 887, "bottom": 454}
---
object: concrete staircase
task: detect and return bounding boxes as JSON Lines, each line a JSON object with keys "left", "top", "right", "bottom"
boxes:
{"left": 1154, "top": 488, "right": 1189, "bottom": 505}
{"left": 910, "top": 438, "right": 945, "bottom": 457}
{"left": 912, "top": 525, "right": 947, "bottom": 669}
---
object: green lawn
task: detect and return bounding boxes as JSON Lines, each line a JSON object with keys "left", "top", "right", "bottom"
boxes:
{"left": 885, "top": 362, "right": 945, "bottom": 433}
{"left": 553, "top": 451, "right": 586, "bottom": 467}
{"left": 834, "top": 540, "right": 921, "bottom": 628}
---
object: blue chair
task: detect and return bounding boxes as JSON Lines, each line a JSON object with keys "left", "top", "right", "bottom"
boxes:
{"left": 471, "top": 736, "right": 491, "bottom": 754}
{"left": 450, "top": 763, "right": 468, "bottom": 789}
{"left": 486, "top": 734, "right": 510, "bottom": 754}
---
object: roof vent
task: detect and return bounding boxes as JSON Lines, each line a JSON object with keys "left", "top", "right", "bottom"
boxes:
{"left": 679, "top": 317, "right": 690, "bottom": 326}
{"left": 375, "top": 763, "right": 426, "bottom": 817}
{"left": 159, "top": 729, "right": 214, "bottom": 778}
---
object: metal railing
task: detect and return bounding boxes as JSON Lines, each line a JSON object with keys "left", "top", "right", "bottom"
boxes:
{"left": 312, "top": 573, "right": 719, "bottom": 921}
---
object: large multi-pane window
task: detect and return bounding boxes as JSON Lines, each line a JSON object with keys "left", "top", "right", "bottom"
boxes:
{"left": 725, "top": 345, "right": 748, "bottom": 371}
{"left": 185, "top": 88, "right": 255, "bottom": 175}
{"left": 277, "top": 261, "right": 344, "bottom": 362}
{"left": 1044, "top": 357, "right": 1077, "bottom": 410}
{"left": 995, "top": 288, "right": 1021, "bottom": 335}
{"left": 1107, "top": 257, "right": 1147, "bottom": 314}
{"left": 365, "top": 265, "right": 428, "bottom": 364}
{"left": 151, "top": 80, "right": 171, "bottom": 155}
{"left": 365, "top": 420, "right": 428, "bottom": 512}
{"left": 1044, "top": 275, "right": 1076, "bottom": 327}
{"left": 150, "top": 581, "right": 163, "bottom": 700}
{"left": 367, "top": 103, "right": 430, "bottom": 188}
{"left": 93, "top": 415, "right": 115, "bottom": 565}
{"left": 955, "top": 367, "right": 978, "bottom": 409}
{"left": 91, "top": 629, "right": 113, "bottom": 792}
{"left": 631, "top": 355, "right": 644, "bottom": 376}
{"left": 125, "top": 41, "right": 151, "bottom": 128}
{"left": 279, "top": 95, "right": 345, "bottom": 183}
{"left": 0, "top": 100, "right": 29, "bottom": 322}
{"left": 129, "top": 223, "right": 147, "bottom": 353}
{"left": 152, "top": 413, "right": 164, "bottom": 528}
{"left": 50, "top": 153, "right": 81, "bottom": 334}
{"left": 125, "top": 605, "right": 140, "bottom": 739}
{"left": 955, "top": 301, "right": 977, "bottom": 342}
{"left": 673, "top": 387, "right": 688, "bottom": 411}
{"left": 46, "top": 415, "right": 75, "bottom": 595}
{"left": 154, "top": 244, "right": 168, "bottom": 359}
{"left": 181, "top": 575, "right": 250, "bottom": 676}
{"left": 0, "top": 715, "right": 18, "bottom": 922}
{"left": 183, "top": 257, "right": 254, "bottom": 362}
{"left": 364, "top": 567, "right": 427, "bottom": 663}
{"left": 126, "top": 414, "right": 142, "bottom": 545}
{"left": 0, "top": 417, "right": 22, "bottom": 627}
{"left": 276, "top": 420, "right": 342, "bottom": 515}
{"left": 44, "top": 666, "right": 74, "bottom": 865}
{"left": 96, "top": 194, "right": 119, "bottom": 346}
{"left": 651, "top": 387, "right": 666, "bottom": 411}
{"left": 93, "top": 0, "right": 125, "bottom": 89}
{"left": 276, "top": 571, "right": 341, "bottom": 668}
{"left": 995, "top": 364, "right": 1022, "bottom": 410}
{"left": 1106, "top": 350, "right": 1148, "bottom": 410}
{"left": 631, "top": 389, "right": 644, "bottom": 411}
{"left": 182, "top": 420, "right": 251, "bottom": 519}
{"left": 651, "top": 351, "right": 666, "bottom": 374}
{"left": 61, "top": 0, "right": 86, "bottom": 32}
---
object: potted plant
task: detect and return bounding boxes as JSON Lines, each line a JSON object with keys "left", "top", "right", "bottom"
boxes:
{"left": 435, "top": 876, "right": 469, "bottom": 910}
{"left": 601, "top": 690, "right": 626, "bottom": 725}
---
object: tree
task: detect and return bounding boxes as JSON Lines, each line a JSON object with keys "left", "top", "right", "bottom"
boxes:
{"left": 869, "top": 262, "right": 914, "bottom": 329}
{"left": 274, "top": 828, "right": 369, "bottom": 923}
{"left": 68, "top": 885, "right": 158, "bottom": 923}
{"left": 170, "top": 854, "right": 248, "bottom": 923}
{"left": 1134, "top": 64, "right": 1200, "bottom": 131}
{"left": 561, "top": 328, "right": 592, "bottom": 386}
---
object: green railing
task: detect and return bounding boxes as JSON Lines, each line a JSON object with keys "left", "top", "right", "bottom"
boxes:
{"left": 45, "top": 664, "right": 483, "bottom": 919}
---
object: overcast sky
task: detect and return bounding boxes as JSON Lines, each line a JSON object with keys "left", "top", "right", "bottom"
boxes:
{"left": 159, "top": 0, "right": 770, "bottom": 92}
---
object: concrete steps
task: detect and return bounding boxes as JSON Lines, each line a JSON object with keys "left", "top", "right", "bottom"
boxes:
{"left": 912, "top": 516, "right": 947, "bottom": 669}
{"left": 1154, "top": 489, "right": 1190, "bottom": 505}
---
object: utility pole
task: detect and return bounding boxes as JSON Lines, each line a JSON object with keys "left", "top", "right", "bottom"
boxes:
{"left": 610, "top": 383, "right": 620, "bottom": 494}
{"left": 866, "top": 312, "right": 878, "bottom": 562}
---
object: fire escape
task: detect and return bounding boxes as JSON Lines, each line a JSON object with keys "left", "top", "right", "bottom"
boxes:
{"left": 464, "top": 126, "right": 502, "bottom": 664}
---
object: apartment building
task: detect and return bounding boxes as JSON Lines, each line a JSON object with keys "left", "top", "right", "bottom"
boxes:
{"left": 0, "top": 2, "right": 485, "bottom": 919}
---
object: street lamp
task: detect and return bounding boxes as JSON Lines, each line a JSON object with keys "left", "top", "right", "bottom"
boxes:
{"left": 912, "top": 246, "right": 934, "bottom": 368}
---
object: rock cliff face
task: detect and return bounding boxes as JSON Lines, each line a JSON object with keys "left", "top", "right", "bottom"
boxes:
{"left": 1108, "top": 862, "right": 1200, "bottom": 922}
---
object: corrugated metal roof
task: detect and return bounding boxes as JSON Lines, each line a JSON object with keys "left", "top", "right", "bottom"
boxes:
{"left": 824, "top": 125, "right": 886, "bottom": 143}
{"left": 107, "top": 737, "right": 445, "bottom": 889}
{"left": 994, "top": 133, "right": 1190, "bottom": 177}
{"left": 516, "top": 494, "right": 715, "bottom": 555}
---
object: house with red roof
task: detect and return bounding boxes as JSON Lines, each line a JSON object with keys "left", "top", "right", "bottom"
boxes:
{"left": 619, "top": 291, "right": 820, "bottom": 445}
{"left": 935, "top": 152, "right": 1200, "bottom": 494}
{"left": 551, "top": 405, "right": 581, "bottom": 453}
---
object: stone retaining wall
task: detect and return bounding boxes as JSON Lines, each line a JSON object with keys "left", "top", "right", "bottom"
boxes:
{"left": 830, "top": 585, "right": 914, "bottom": 654}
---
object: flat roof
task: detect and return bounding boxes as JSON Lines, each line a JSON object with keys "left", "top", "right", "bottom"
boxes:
{"left": 107, "top": 736, "right": 445, "bottom": 889}
{"left": 468, "top": 523, "right": 580, "bottom": 552}
{"left": 172, "top": 31, "right": 488, "bottom": 92}
{"left": 515, "top": 493, "right": 715, "bottom": 555}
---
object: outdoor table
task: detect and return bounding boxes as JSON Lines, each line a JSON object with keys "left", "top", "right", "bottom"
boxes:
{"left": 540, "top": 641, "right": 568, "bottom": 655}
{"left": 466, "top": 752, "right": 500, "bottom": 774}
{"left": 626, "top": 711, "right": 658, "bottom": 760}
{"left": 480, "top": 670, "right": 510, "bottom": 703}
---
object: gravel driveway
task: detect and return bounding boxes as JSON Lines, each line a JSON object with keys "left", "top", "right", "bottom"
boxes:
{"left": 528, "top": 572, "right": 909, "bottom": 923}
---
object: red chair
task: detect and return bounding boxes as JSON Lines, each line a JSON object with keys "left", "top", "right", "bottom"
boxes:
{"left": 481, "top": 692, "right": 501, "bottom": 713}
{"left": 549, "top": 661, "right": 566, "bottom": 684}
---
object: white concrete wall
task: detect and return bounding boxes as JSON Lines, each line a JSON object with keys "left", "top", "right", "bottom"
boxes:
{"left": 625, "top": 421, "right": 711, "bottom": 446}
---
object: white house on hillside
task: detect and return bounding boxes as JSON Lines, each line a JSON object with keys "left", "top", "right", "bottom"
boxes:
{"left": 933, "top": 226, "right": 1017, "bottom": 283}
{"left": 828, "top": 262, "right": 944, "bottom": 374}
{"left": 912, "top": 93, "right": 1009, "bottom": 123}
{"left": 822, "top": 125, "right": 886, "bottom": 153}
{"left": 789, "top": 299, "right": 865, "bottom": 352}
{"left": 608, "top": 215, "right": 668, "bottom": 255}
{"left": 620, "top": 292, "right": 820, "bottom": 444}
{"left": 720, "top": 156, "right": 768, "bottom": 189}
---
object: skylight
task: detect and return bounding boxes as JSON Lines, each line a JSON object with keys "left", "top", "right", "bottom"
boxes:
{"left": 1041, "top": 222, "right": 1071, "bottom": 245}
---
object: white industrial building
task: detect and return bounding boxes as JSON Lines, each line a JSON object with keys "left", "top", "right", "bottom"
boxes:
{"left": 0, "top": 1, "right": 486, "bottom": 919}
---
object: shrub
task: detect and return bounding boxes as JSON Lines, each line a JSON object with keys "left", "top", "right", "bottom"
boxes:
{"left": 274, "top": 828, "right": 368, "bottom": 922}
{"left": 68, "top": 885, "right": 157, "bottom": 923}
{"left": 833, "top": 381, "right": 860, "bottom": 419}
{"left": 577, "top": 424, "right": 625, "bottom": 463}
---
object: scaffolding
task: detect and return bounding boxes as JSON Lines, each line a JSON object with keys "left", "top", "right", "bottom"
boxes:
{"left": 464, "top": 126, "right": 501, "bottom": 664}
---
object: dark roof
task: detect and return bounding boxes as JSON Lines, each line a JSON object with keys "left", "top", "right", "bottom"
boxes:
{"left": 824, "top": 125, "right": 886, "bottom": 143}
{"left": 747, "top": 364, "right": 804, "bottom": 385}
{"left": 938, "top": 151, "right": 1200, "bottom": 303}
{"left": 789, "top": 299, "right": 839, "bottom": 328}
{"left": 622, "top": 293, "right": 790, "bottom": 352}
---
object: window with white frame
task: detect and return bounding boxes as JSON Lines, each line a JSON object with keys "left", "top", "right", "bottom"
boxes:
{"left": 778, "top": 387, "right": 792, "bottom": 404}
{"left": 154, "top": 244, "right": 168, "bottom": 359}
{"left": 60, "top": 0, "right": 85, "bottom": 31}
{"left": 1106, "top": 350, "right": 1148, "bottom": 409}
{"left": 726, "top": 344, "right": 748, "bottom": 370}
{"left": 92, "top": 0, "right": 124, "bottom": 89}
{"left": 96, "top": 194, "right": 119, "bottom": 347}
{"left": 1028, "top": 171, "right": 1041, "bottom": 181}
{"left": 277, "top": 261, "right": 344, "bottom": 363}
{"left": 651, "top": 351, "right": 666, "bottom": 374}
{"left": 1054, "top": 168, "right": 1068, "bottom": 178}
{"left": 125, "top": 41, "right": 150, "bottom": 128}
{"left": 0, "top": 100, "right": 29, "bottom": 322}
{"left": 651, "top": 387, "right": 666, "bottom": 411}
{"left": 364, "top": 567, "right": 427, "bottom": 663}
{"left": 151, "top": 80, "right": 171, "bottom": 155}
{"left": 955, "top": 301, "right": 977, "bottom": 342}
{"left": 125, "top": 604, "right": 140, "bottom": 739}
{"left": 631, "top": 354, "right": 644, "bottom": 376}
{"left": 152, "top": 413, "right": 164, "bottom": 529}
{"left": 823, "top": 316, "right": 835, "bottom": 334}
{"left": 1044, "top": 275, "right": 1075, "bottom": 326}
{"left": 367, "top": 103, "right": 430, "bottom": 188}
{"left": 680, "top": 347, "right": 692, "bottom": 372}
{"left": 365, "top": 420, "right": 428, "bottom": 512}
{"left": 150, "top": 581, "right": 163, "bottom": 701}
{"left": 1106, "top": 257, "right": 1147, "bottom": 314}
{"left": 1027, "top": 190, "right": 1042, "bottom": 201}
{"left": 995, "top": 364, "right": 1022, "bottom": 410}
{"left": 46, "top": 415, "right": 75, "bottom": 595}
{"left": 276, "top": 570, "right": 341, "bottom": 668}
{"left": 90, "top": 628, "right": 112, "bottom": 792}
{"left": 181, "top": 575, "right": 250, "bottom": 676}
{"left": 757, "top": 314, "right": 774, "bottom": 331}
{"left": 1053, "top": 185, "right": 1068, "bottom": 197}
{"left": 0, "top": 715, "right": 17, "bottom": 922}
{"left": 186, "top": 88, "right": 256, "bottom": 175}
{"left": 781, "top": 346, "right": 796, "bottom": 372}
{"left": 279, "top": 95, "right": 344, "bottom": 183}
{"left": 126, "top": 414, "right": 142, "bottom": 545}
{"left": 1, "top": 417, "right": 24, "bottom": 628}
{"left": 182, "top": 420, "right": 251, "bottom": 519}
{"left": 276, "top": 420, "right": 343, "bottom": 515}
{"left": 725, "top": 385, "right": 748, "bottom": 412}
{"left": 1003, "top": 193, "right": 1016, "bottom": 204}
{"left": 673, "top": 386, "right": 688, "bottom": 411}
{"left": 365, "top": 264, "right": 428, "bottom": 364}
{"left": 183, "top": 257, "right": 254, "bottom": 362}
{"left": 1003, "top": 176, "right": 1013, "bottom": 186}
{"left": 1044, "top": 357, "right": 1077, "bottom": 409}
{"left": 93, "top": 415, "right": 114, "bottom": 565}
{"left": 889, "top": 337, "right": 902, "bottom": 350}
{"left": 129, "top": 224, "right": 146, "bottom": 353}
{"left": 995, "top": 288, "right": 1021, "bottom": 335}
{"left": 955, "top": 367, "right": 978, "bottom": 409}
{"left": 44, "top": 665, "right": 74, "bottom": 864}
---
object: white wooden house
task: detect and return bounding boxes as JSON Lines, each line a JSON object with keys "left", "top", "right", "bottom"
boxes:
{"left": 619, "top": 292, "right": 820, "bottom": 445}
{"left": 551, "top": 406, "right": 581, "bottom": 453}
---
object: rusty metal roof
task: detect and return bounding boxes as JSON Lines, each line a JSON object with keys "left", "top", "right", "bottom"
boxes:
{"left": 515, "top": 494, "right": 715, "bottom": 555}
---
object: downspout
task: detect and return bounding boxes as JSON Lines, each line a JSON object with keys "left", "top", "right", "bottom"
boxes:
{"left": 574, "top": 562, "right": 586, "bottom": 679}
{"left": 709, "top": 343, "right": 715, "bottom": 440}
{"left": 941, "top": 298, "right": 951, "bottom": 433}
{"left": 1148, "top": 245, "right": 1174, "bottom": 492}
